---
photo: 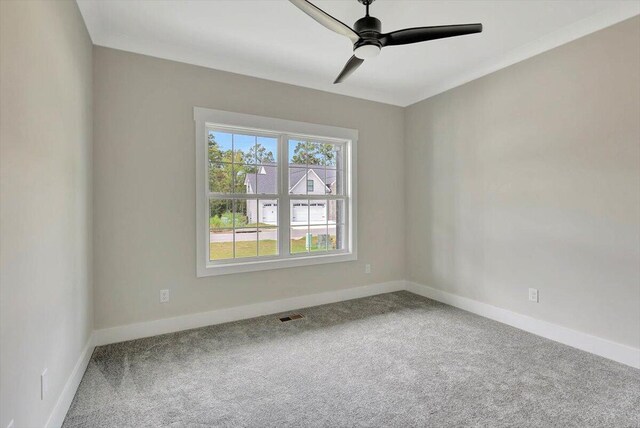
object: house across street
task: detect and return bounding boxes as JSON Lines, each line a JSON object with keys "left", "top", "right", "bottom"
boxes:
{"left": 243, "top": 164, "right": 340, "bottom": 225}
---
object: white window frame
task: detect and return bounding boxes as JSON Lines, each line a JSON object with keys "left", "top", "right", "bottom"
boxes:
{"left": 194, "top": 107, "right": 358, "bottom": 277}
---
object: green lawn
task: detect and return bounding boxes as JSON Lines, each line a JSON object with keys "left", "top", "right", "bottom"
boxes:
{"left": 210, "top": 237, "right": 332, "bottom": 260}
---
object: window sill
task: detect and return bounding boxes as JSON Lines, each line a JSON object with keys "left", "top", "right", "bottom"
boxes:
{"left": 197, "top": 252, "right": 357, "bottom": 277}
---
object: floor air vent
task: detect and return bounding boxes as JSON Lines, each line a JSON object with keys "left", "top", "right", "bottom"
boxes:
{"left": 279, "top": 313, "right": 304, "bottom": 322}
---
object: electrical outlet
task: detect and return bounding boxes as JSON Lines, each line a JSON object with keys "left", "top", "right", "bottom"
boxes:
{"left": 160, "top": 289, "right": 170, "bottom": 303}
{"left": 364, "top": 264, "right": 371, "bottom": 274}
{"left": 528, "top": 288, "right": 539, "bottom": 303}
{"left": 41, "top": 369, "right": 48, "bottom": 400}
{"left": 7, "top": 419, "right": 14, "bottom": 428}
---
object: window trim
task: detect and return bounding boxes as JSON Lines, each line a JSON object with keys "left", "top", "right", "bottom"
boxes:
{"left": 194, "top": 107, "right": 358, "bottom": 277}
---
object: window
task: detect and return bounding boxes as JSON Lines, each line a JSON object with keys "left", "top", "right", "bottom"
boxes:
{"left": 195, "top": 108, "right": 357, "bottom": 276}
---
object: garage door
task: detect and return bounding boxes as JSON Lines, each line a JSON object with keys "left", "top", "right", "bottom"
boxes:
{"left": 292, "top": 202, "right": 326, "bottom": 223}
{"left": 261, "top": 202, "right": 277, "bottom": 225}
{"left": 309, "top": 202, "right": 326, "bottom": 223}
{"left": 292, "top": 203, "right": 308, "bottom": 223}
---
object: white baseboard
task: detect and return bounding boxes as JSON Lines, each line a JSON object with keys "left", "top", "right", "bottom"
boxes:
{"left": 44, "top": 333, "right": 95, "bottom": 428}
{"left": 94, "top": 280, "right": 405, "bottom": 346}
{"left": 405, "top": 281, "right": 640, "bottom": 369}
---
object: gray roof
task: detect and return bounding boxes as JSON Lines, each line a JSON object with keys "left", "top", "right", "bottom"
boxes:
{"left": 244, "top": 163, "right": 337, "bottom": 194}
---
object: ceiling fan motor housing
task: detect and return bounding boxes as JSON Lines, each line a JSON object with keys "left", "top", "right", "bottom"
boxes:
{"left": 354, "top": 16, "right": 382, "bottom": 49}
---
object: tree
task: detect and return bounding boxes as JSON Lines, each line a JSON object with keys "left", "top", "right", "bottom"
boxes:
{"left": 244, "top": 143, "right": 275, "bottom": 173}
{"left": 247, "top": 144, "right": 275, "bottom": 164}
{"left": 317, "top": 143, "right": 336, "bottom": 166}
{"left": 291, "top": 141, "right": 336, "bottom": 166}
{"left": 208, "top": 132, "right": 233, "bottom": 164}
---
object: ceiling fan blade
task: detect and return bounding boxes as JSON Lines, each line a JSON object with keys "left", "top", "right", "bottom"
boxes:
{"left": 334, "top": 55, "right": 364, "bottom": 84}
{"left": 289, "top": 0, "right": 360, "bottom": 44}
{"left": 381, "top": 23, "right": 482, "bottom": 47}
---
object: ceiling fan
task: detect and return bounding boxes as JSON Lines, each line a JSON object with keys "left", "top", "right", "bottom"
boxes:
{"left": 289, "top": 0, "right": 482, "bottom": 84}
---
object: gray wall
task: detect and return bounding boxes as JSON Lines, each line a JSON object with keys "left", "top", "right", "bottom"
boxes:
{"left": 404, "top": 16, "right": 640, "bottom": 348}
{"left": 0, "top": 1, "right": 93, "bottom": 427}
{"left": 92, "top": 47, "right": 405, "bottom": 329}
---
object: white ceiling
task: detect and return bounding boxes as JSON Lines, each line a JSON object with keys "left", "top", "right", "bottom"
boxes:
{"left": 77, "top": 0, "right": 639, "bottom": 106}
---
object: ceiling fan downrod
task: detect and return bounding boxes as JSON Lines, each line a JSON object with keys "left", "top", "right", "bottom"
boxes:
{"left": 357, "top": 0, "right": 374, "bottom": 17}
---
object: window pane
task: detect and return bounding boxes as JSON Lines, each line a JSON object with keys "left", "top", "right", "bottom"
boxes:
{"left": 244, "top": 135, "right": 277, "bottom": 172}
{"left": 323, "top": 167, "right": 343, "bottom": 196}
{"left": 233, "top": 165, "right": 248, "bottom": 194}
{"left": 289, "top": 168, "right": 307, "bottom": 195}
{"left": 327, "top": 199, "right": 345, "bottom": 224}
{"left": 209, "top": 162, "right": 233, "bottom": 194}
{"left": 290, "top": 226, "right": 309, "bottom": 254}
{"left": 309, "top": 200, "right": 327, "bottom": 225}
{"left": 209, "top": 199, "right": 234, "bottom": 260}
{"left": 305, "top": 142, "right": 324, "bottom": 167}
{"left": 236, "top": 199, "right": 256, "bottom": 228}
{"left": 307, "top": 167, "right": 325, "bottom": 195}
{"left": 289, "top": 139, "right": 309, "bottom": 166}
{"left": 232, "top": 133, "right": 256, "bottom": 163}
{"left": 325, "top": 167, "right": 342, "bottom": 195}
{"left": 258, "top": 199, "right": 278, "bottom": 226}
{"left": 323, "top": 143, "right": 343, "bottom": 168}
{"left": 256, "top": 165, "right": 277, "bottom": 195}
{"left": 210, "top": 229, "right": 234, "bottom": 261}
{"left": 256, "top": 136, "right": 277, "bottom": 164}
{"left": 210, "top": 199, "right": 233, "bottom": 230}
{"left": 290, "top": 199, "right": 308, "bottom": 225}
{"left": 234, "top": 199, "right": 257, "bottom": 258}
{"left": 258, "top": 227, "right": 278, "bottom": 256}
{"left": 313, "top": 167, "right": 326, "bottom": 194}
{"left": 234, "top": 227, "right": 257, "bottom": 258}
{"left": 309, "top": 224, "right": 329, "bottom": 252}
{"left": 208, "top": 131, "right": 233, "bottom": 163}
{"left": 329, "top": 224, "right": 345, "bottom": 251}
